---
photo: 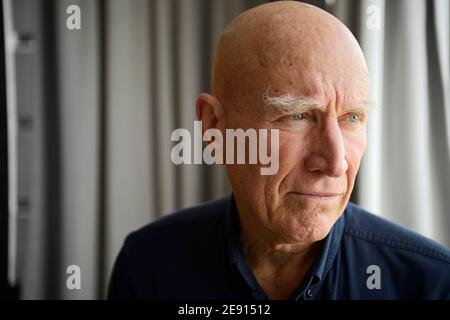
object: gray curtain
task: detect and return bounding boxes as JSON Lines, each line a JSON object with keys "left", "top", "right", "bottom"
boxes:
{"left": 7, "top": 0, "right": 449, "bottom": 300}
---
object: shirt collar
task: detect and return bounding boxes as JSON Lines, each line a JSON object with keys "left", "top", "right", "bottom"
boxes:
{"left": 224, "top": 193, "right": 346, "bottom": 294}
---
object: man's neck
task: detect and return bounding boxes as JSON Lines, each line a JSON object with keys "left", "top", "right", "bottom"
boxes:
{"left": 239, "top": 216, "right": 322, "bottom": 299}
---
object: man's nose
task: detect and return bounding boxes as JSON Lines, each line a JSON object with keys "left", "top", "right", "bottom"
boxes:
{"left": 305, "top": 119, "right": 348, "bottom": 177}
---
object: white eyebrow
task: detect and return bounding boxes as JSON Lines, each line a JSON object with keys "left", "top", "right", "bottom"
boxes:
{"left": 263, "top": 92, "right": 375, "bottom": 114}
{"left": 262, "top": 92, "right": 323, "bottom": 114}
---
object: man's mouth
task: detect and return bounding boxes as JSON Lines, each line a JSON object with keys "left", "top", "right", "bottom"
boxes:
{"left": 290, "top": 192, "right": 342, "bottom": 201}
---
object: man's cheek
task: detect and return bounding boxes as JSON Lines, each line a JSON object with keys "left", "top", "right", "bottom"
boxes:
{"left": 278, "top": 135, "right": 306, "bottom": 165}
{"left": 345, "top": 135, "right": 366, "bottom": 164}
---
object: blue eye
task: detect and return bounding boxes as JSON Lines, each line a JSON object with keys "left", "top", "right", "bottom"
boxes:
{"left": 348, "top": 114, "right": 360, "bottom": 122}
{"left": 292, "top": 113, "right": 305, "bottom": 121}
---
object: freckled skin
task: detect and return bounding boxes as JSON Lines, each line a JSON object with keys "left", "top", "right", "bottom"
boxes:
{"left": 196, "top": 1, "right": 370, "bottom": 299}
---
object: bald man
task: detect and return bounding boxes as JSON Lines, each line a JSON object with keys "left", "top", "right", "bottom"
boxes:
{"left": 108, "top": 2, "right": 450, "bottom": 300}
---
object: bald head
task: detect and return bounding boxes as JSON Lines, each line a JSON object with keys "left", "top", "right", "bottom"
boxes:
{"left": 196, "top": 1, "right": 371, "bottom": 251}
{"left": 212, "top": 1, "right": 369, "bottom": 109}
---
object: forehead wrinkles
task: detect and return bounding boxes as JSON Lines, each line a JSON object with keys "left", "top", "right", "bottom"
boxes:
{"left": 266, "top": 73, "right": 369, "bottom": 113}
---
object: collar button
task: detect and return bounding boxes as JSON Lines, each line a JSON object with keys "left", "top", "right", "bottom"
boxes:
{"left": 305, "top": 288, "right": 314, "bottom": 299}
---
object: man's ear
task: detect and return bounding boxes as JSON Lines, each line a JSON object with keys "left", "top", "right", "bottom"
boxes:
{"left": 195, "top": 93, "right": 224, "bottom": 133}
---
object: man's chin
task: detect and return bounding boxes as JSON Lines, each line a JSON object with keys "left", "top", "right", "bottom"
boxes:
{"left": 275, "top": 210, "right": 338, "bottom": 244}
{"left": 282, "top": 193, "right": 343, "bottom": 216}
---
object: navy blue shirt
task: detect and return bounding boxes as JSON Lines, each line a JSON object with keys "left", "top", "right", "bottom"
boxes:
{"left": 107, "top": 195, "right": 450, "bottom": 299}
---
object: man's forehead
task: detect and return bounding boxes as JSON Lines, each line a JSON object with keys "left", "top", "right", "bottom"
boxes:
{"left": 212, "top": 2, "right": 369, "bottom": 112}
{"left": 262, "top": 71, "right": 369, "bottom": 101}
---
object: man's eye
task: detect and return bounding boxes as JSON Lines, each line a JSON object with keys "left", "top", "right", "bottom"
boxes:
{"left": 347, "top": 113, "right": 361, "bottom": 123}
{"left": 292, "top": 113, "right": 306, "bottom": 121}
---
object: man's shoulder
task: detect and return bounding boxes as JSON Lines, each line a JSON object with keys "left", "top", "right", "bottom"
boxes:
{"left": 343, "top": 202, "right": 450, "bottom": 266}
{"left": 108, "top": 196, "right": 231, "bottom": 299}
{"left": 124, "top": 195, "right": 230, "bottom": 251}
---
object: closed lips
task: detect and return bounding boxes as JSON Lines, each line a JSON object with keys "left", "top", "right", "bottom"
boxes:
{"left": 292, "top": 192, "right": 342, "bottom": 197}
